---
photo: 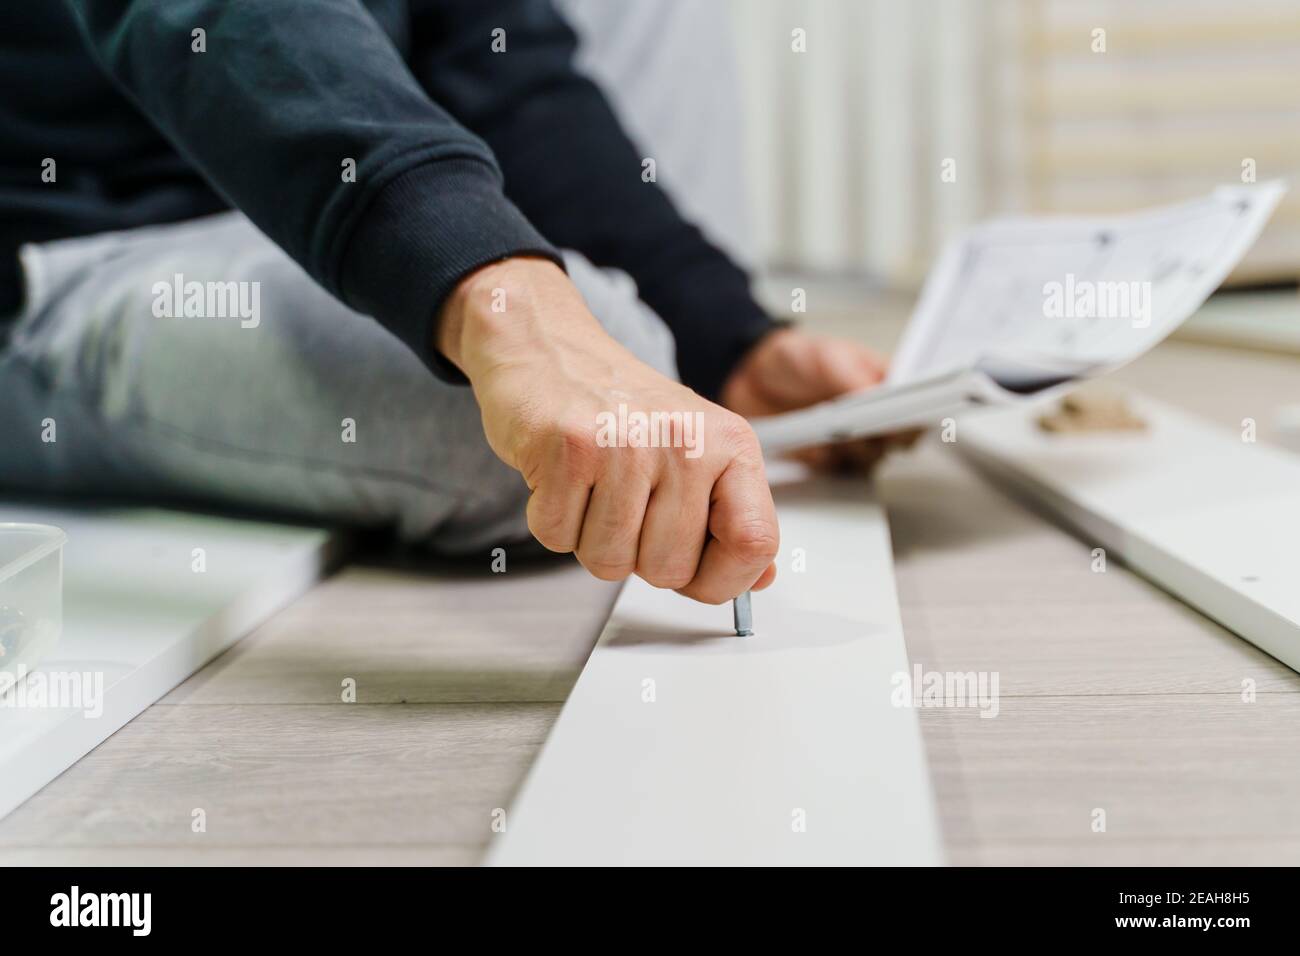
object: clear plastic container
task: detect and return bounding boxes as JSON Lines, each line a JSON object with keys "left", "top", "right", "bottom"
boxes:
{"left": 0, "top": 523, "right": 67, "bottom": 681}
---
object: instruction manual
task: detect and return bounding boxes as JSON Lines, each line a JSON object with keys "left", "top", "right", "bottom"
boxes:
{"left": 753, "top": 181, "right": 1286, "bottom": 454}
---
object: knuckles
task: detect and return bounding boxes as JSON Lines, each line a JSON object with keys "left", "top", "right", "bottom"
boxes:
{"left": 550, "top": 423, "right": 601, "bottom": 481}
{"left": 726, "top": 519, "right": 780, "bottom": 565}
{"left": 714, "top": 413, "right": 763, "bottom": 460}
{"left": 637, "top": 560, "right": 698, "bottom": 591}
{"left": 534, "top": 406, "right": 764, "bottom": 481}
{"left": 526, "top": 509, "right": 574, "bottom": 553}
{"left": 579, "top": 554, "right": 636, "bottom": 582}
{"left": 522, "top": 405, "right": 775, "bottom": 591}
{"left": 674, "top": 581, "right": 732, "bottom": 606}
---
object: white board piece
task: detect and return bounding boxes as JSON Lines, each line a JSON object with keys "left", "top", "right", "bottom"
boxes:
{"left": 489, "top": 472, "right": 943, "bottom": 866}
{"left": 0, "top": 503, "right": 335, "bottom": 821}
{"left": 1175, "top": 290, "right": 1300, "bottom": 355}
{"left": 958, "top": 396, "right": 1300, "bottom": 673}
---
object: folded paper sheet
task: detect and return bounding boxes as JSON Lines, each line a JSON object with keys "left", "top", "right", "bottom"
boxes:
{"left": 490, "top": 471, "right": 942, "bottom": 866}
{"left": 753, "top": 182, "right": 1286, "bottom": 454}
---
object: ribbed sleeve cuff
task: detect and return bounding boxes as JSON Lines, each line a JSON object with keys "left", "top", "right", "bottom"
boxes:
{"left": 338, "top": 158, "right": 564, "bottom": 383}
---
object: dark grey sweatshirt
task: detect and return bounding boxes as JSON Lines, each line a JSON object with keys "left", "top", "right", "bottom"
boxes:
{"left": 0, "top": 0, "right": 778, "bottom": 399}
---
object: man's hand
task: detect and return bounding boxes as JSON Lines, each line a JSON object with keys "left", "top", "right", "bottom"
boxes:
{"left": 721, "top": 328, "right": 899, "bottom": 471}
{"left": 439, "top": 257, "right": 778, "bottom": 603}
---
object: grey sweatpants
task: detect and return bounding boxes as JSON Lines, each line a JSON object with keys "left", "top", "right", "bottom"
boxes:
{"left": 0, "top": 2, "right": 748, "bottom": 552}
{"left": 0, "top": 213, "right": 676, "bottom": 552}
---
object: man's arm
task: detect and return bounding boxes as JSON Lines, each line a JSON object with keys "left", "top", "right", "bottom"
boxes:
{"left": 62, "top": 0, "right": 782, "bottom": 603}
{"left": 60, "top": 0, "right": 562, "bottom": 376}
{"left": 409, "top": 0, "right": 782, "bottom": 401}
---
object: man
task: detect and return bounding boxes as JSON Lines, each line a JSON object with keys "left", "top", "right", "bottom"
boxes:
{"left": 0, "top": 1, "right": 887, "bottom": 605}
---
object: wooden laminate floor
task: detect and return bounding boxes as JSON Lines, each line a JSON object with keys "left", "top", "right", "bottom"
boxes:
{"left": 2, "top": 296, "right": 1297, "bottom": 865}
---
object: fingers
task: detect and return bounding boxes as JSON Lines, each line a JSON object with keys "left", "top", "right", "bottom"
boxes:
{"left": 826, "top": 438, "right": 887, "bottom": 472}
{"left": 792, "top": 437, "right": 887, "bottom": 474}
{"left": 854, "top": 346, "right": 889, "bottom": 382}
{"left": 636, "top": 475, "right": 709, "bottom": 589}
{"left": 525, "top": 428, "right": 596, "bottom": 553}
{"left": 521, "top": 401, "right": 780, "bottom": 604}
{"left": 676, "top": 457, "right": 780, "bottom": 604}
{"left": 818, "top": 341, "right": 885, "bottom": 395}
{"left": 526, "top": 476, "right": 592, "bottom": 554}
{"left": 887, "top": 427, "right": 925, "bottom": 450}
{"left": 575, "top": 469, "right": 652, "bottom": 581}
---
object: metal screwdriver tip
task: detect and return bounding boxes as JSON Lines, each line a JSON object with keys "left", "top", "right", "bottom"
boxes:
{"left": 733, "top": 590, "right": 753, "bottom": 636}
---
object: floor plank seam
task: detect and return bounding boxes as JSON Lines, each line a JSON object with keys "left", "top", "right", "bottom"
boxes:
{"left": 923, "top": 690, "right": 1300, "bottom": 701}
{"left": 0, "top": 842, "right": 491, "bottom": 851}
{"left": 946, "top": 835, "right": 1300, "bottom": 844}
{"left": 151, "top": 700, "right": 570, "bottom": 707}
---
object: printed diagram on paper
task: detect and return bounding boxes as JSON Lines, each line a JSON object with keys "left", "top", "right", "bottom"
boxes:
{"left": 753, "top": 181, "right": 1286, "bottom": 454}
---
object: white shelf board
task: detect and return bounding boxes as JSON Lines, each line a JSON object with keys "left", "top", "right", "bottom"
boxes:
{"left": 0, "top": 502, "right": 335, "bottom": 822}
{"left": 490, "top": 472, "right": 943, "bottom": 866}
{"left": 960, "top": 395, "right": 1300, "bottom": 673}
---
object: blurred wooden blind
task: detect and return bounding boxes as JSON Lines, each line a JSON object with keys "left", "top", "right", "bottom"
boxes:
{"left": 1010, "top": 0, "right": 1300, "bottom": 284}
{"left": 733, "top": 0, "right": 1300, "bottom": 286}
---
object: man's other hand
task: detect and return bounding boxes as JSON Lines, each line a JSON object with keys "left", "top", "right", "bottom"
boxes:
{"left": 721, "top": 328, "right": 905, "bottom": 471}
